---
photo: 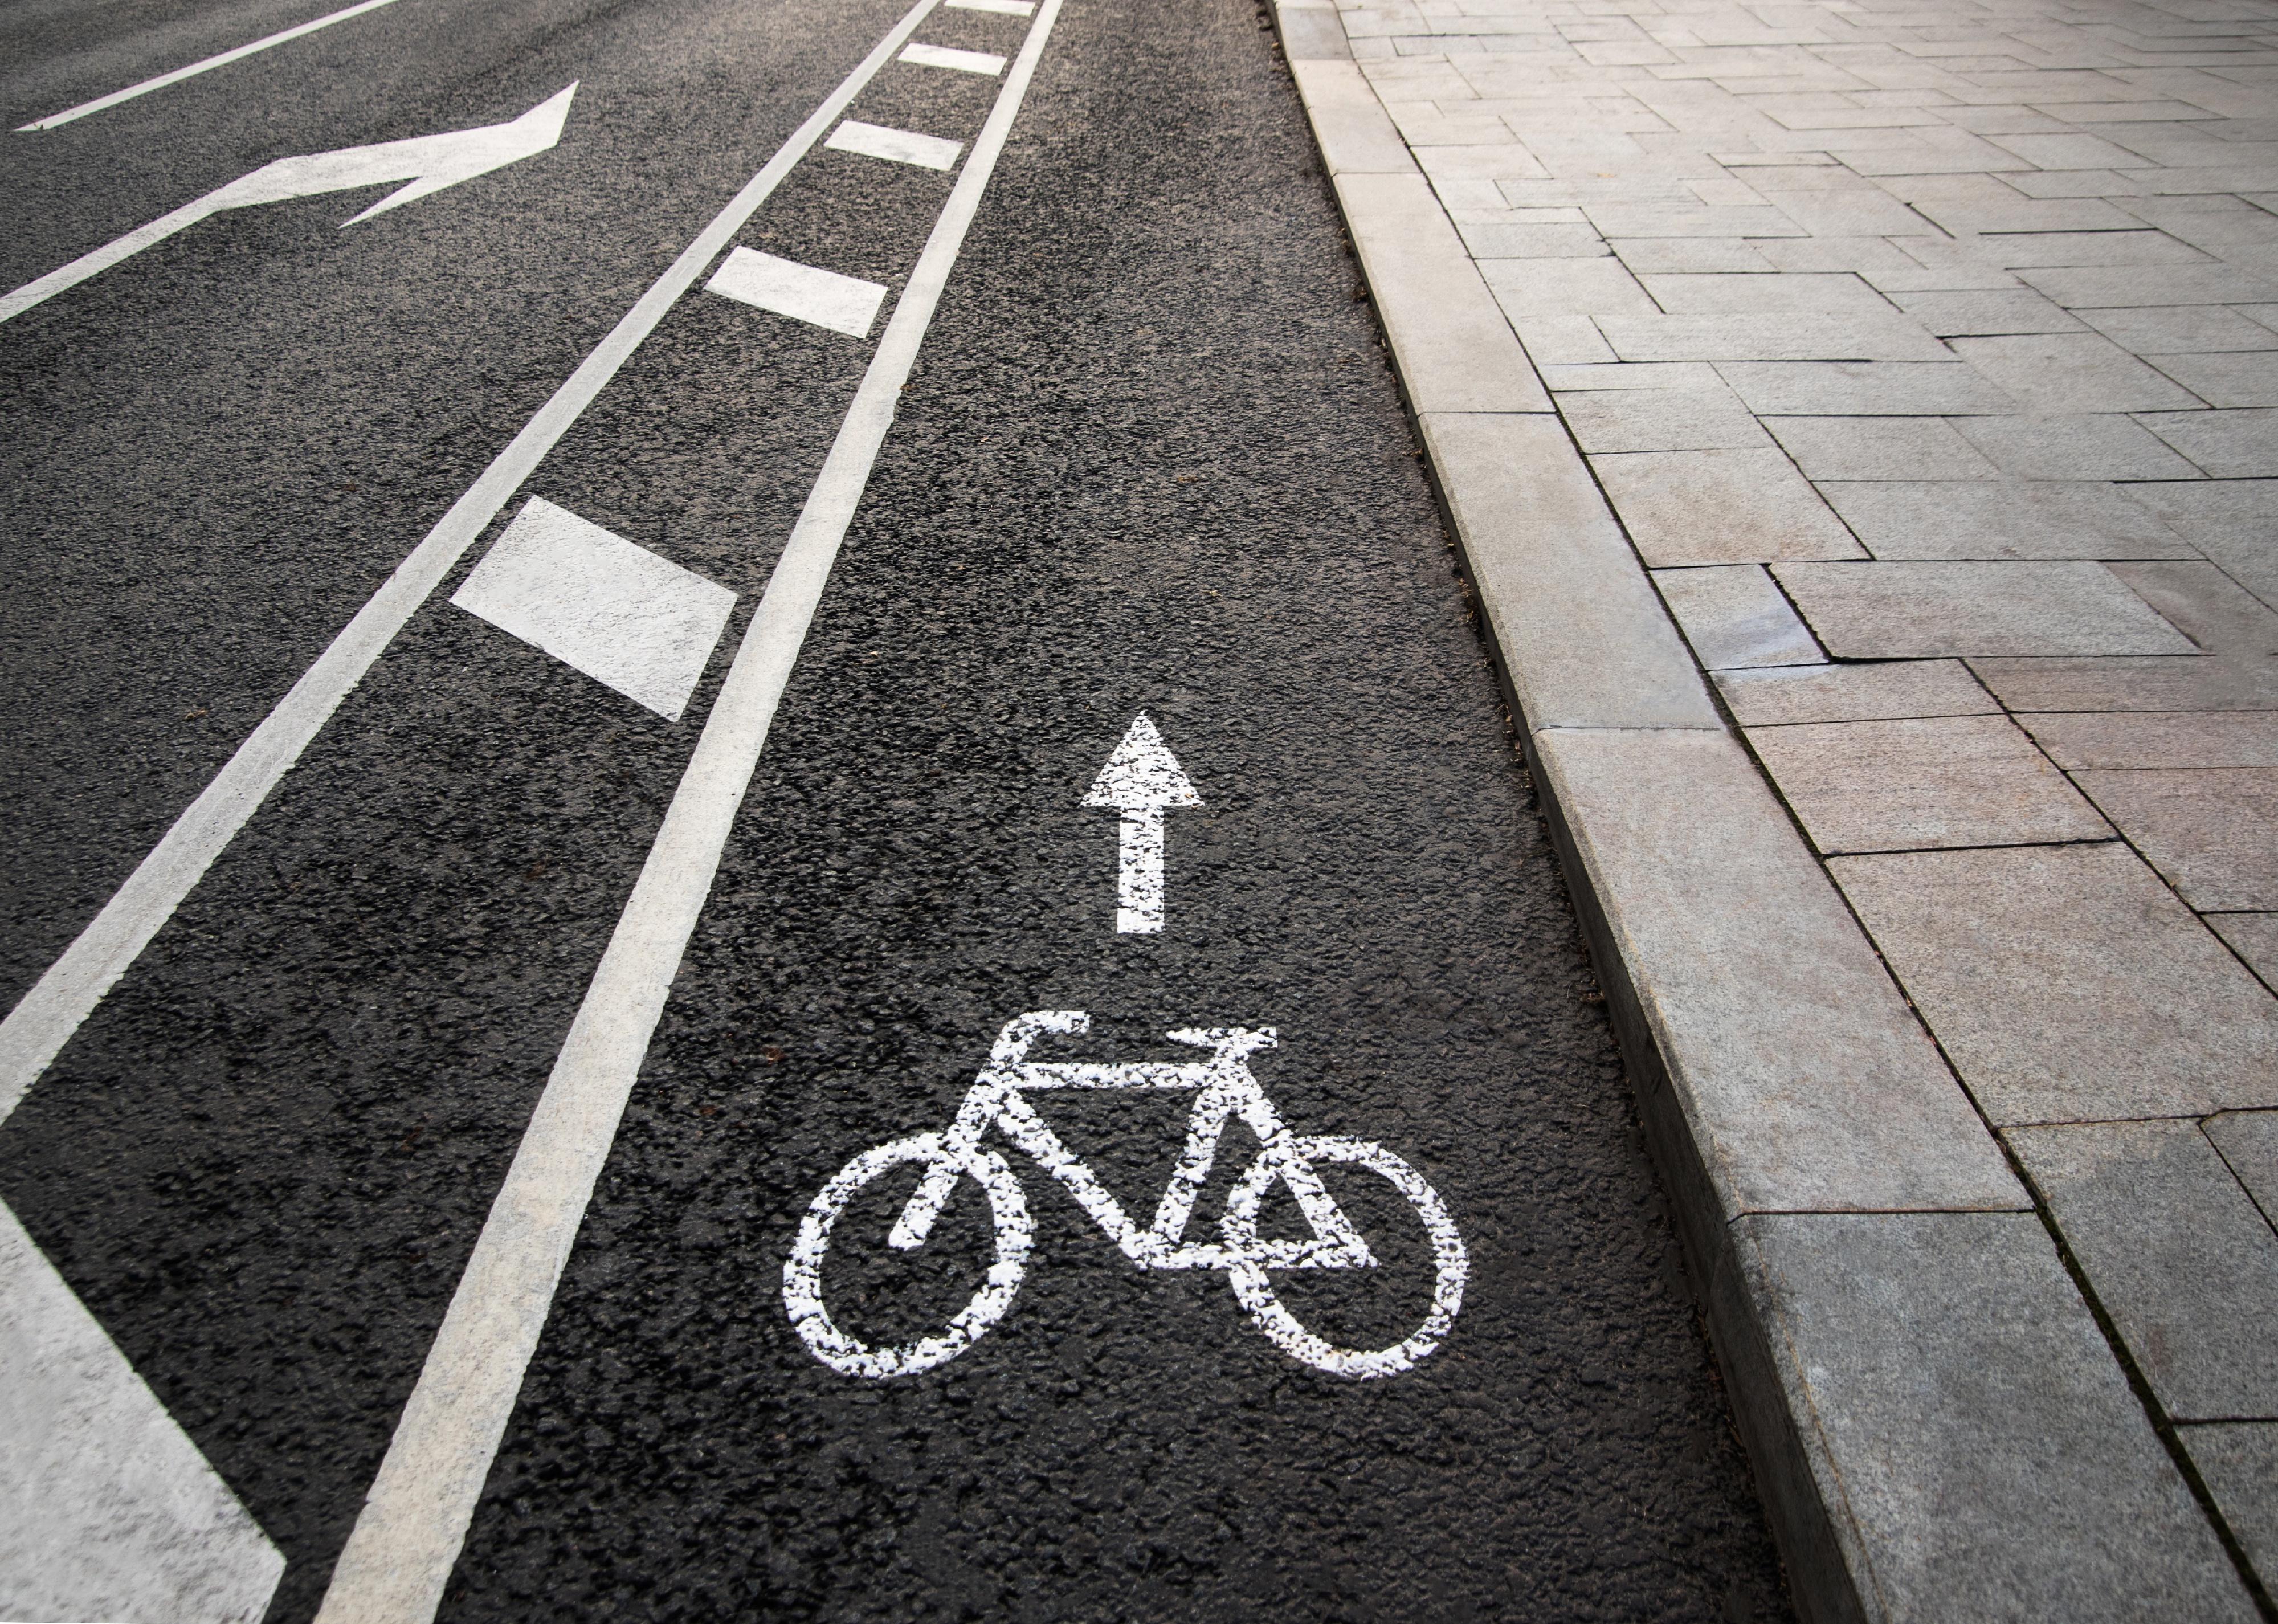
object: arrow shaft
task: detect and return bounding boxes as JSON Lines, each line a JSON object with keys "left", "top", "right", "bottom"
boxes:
{"left": 1116, "top": 806, "right": 1166, "bottom": 935}
{"left": 0, "top": 196, "right": 223, "bottom": 325}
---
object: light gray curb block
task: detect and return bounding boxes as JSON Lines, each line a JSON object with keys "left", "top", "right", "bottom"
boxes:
{"left": 1265, "top": 5, "right": 2252, "bottom": 1621}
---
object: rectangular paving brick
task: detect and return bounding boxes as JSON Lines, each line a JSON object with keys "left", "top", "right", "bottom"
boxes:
{"left": 1593, "top": 448, "right": 1864, "bottom": 565}
{"left": 1562, "top": 387, "right": 1773, "bottom": 451}
{"left": 1719, "top": 360, "right": 2020, "bottom": 414}
{"left": 1950, "top": 333, "right": 2206, "bottom": 413}
{"left": 1717, "top": 659, "right": 1999, "bottom": 727}
{"left": 1773, "top": 560, "right": 2196, "bottom": 656}
{"left": 2207, "top": 1111, "right": 2278, "bottom": 1229}
{"left": 1954, "top": 413, "right": 2206, "bottom": 480}
{"left": 1820, "top": 480, "right": 2197, "bottom": 559}
{"left": 1893, "top": 288, "right": 2087, "bottom": 336}
{"left": 1831, "top": 842, "right": 2278, "bottom": 1122}
{"left": 1972, "top": 655, "right": 2278, "bottom": 713}
{"left": 1637, "top": 271, "right": 1899, "bottom": 315}
{"left": 2210, "top": 921, "right": 2278, "bottom": 991}
{"left": 1596, "top": 312, "right": 1955, "bottom": 362}
{"left": 1769, "top": 417, "right": 2003, "bottom": 480}
{"left": 2072, "top": 767, "right": 2278, "bottom": 909}
{"left": 1654, "top": 564, "right": 1826, "bottom": 668}
{"left": 2146, "top": 351, "right": 2278, "bottom": 409}
{"left": 2010, "top": 1120, "right": 2278, "bottom": 1421}
{"left": 2023, "top": 711, "right": 2278, "bottom": 769}
{"left": 2081, "top": 305, "right": 2278, "bottom": 355}
{"left": 2179, "top": 1424, "right": 2278, "bottom": 1589}
{"left": 2140, "top": 406, "right": 2278, "bottom": 478}
{"left": 1477, "top": 255, "right": 1653, "bottom": 315}
{"left": 2108, "top": 560, "right": 2278, "bottom": 655}
{"left": 1747, "top": 713, "right": 2109, "bottom": 853}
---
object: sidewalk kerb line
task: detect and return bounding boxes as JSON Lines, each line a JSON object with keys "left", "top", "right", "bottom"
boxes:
{"left": 0, "top": 0, "right": 945, "bottom": 1132}
{"left": 309, "top": 3, "right": 1063, "bottom": 1617}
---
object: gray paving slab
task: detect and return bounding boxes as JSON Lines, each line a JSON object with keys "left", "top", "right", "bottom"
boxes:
{"left": 2024, "top": 711, "right": 2278, "bottom": 768}
{"left": 2106, "top": 560, "right": 2278, "bottom": 654}
{"left": 1768, "top": 416, "right": 2003, "bottom": 480}
{"left": 1892, "top": 288, "right": 2088, "bottom": 336}
{"left": 1956, "top": 411, "right": 2207, "bottom": 479}
{"left": 1562, "top": 387, "right": 1773, "bottom": 452}
{"left": 2072, "top": 766, "right": 2278, "bottom": 910}
{"left": 1533, "top": 728, "right": 2022, "bottom": 1216}
{"left": 1639, "top": 271, "right": 1899, "bottom": 316}
{"left": 1774, "top": 560, "right": 2197, "bottom": 656}
{"left": 2207, "top": 1110, "right": 2278, "bottom": 1229}
{"left": 1655, "top": 564, "right": 1827, "bottom": 668}
{"left": 2211, "top": 921, "right": 2278, "bottom": 991}
{"left": 1820, "top": 479, "right": 2198, "bottom": 559}
{"left": 1972, "top": 655, "right": 2278, "bottom": 713}
{"left": 1512, "top": 315, "right": 1616, "bottom": 366}
{"left": 1477, "top": 255, "right": 1653, "bottom": 315}
{"left": 1337, "top": 172, "right": 1553, "bottom": 413}
{"left": 1719, "top": 360, "right": 2020, "bottom": 414}
{"left": 1593, "top": 449, "right": 1864, "bottom": 565}
{"left": 2141, "top": 406, "right": 2278, "bottom": 477}
{"left": 1733, "top": 1211, "right": 2255, "bottom": 1622}
{"left": 2009, "top": 1119, "right": 2278, "bottom": 1421}
{"left": 2179, "top": 1423, "right": 2278, "bottom": 1589}
{"left": 1597, "top": 312, "right": 1956, "bottom": 362}
{"left": 2080, "top": 305, "right": 2278, "bottom": 355}
{"left": 1830, "top": 842, "right": 2278, "bottom": 1123}
{"left": 2022, "top": 264, "right": 2278, "bottom": 308}
{"left": 2124, "top": 480, "right": 2278, "bottom": 612}
{"left": 1716, "top": 659, "right": 1999, "bottom": 726}
{"left": 1746, "top": 713, "right": 2110, "bottom": 852}
{"left": 1950, "top": 333, "right": 2208, "bottom": 413}
{"left": 2149, "top": 350, "right": 2278, "bottom": 408}
{"left": 1419, "top": 411, "right": 1719, "bottom": 729}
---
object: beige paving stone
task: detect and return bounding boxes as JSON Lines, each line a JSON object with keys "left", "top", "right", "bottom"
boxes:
{"left": 1458, "top": 220, "right": 1610, "bottom": 256}
{"left": 2123, "top": 480, "right": 2278, "bottom": 612}
{"left": 1720, "top": 359, "right": 2019, "bottom": 414}
{"left": 2008, "top": 1120, "right": 2278, "bottom": 1420}
{"left": 1477, "top": 255, "right": 1654, "bottom": 315}
{"left": 1820, "top": 480, "right": 2196, "bottom": 559}
{"left": 2107, "top": 560, "right": 2278, "bottom": 654}
{"left": 2179, "top": 1424, "right": 2278, "bottom": 1587}
{"left": 1774, "top": 560, "right": 2196, "bottom": 656}
{"left": 2210, "top": 919, "right": 2278, "bottom": 990}
{"left": 1830, "top": 842, "right": 2278, "bottom": 1123}
{"left": 1542, "top": 361, "right": 1725, "bottom": 391}
{"left": 1971, "top": 656, "right": 2278, "bottom": 713}
{"left": 1716, "top": 658, "right": 1999, "bottom": 725}
{"left": 1950, "top": 333, "right": 2206, "bottom": 413}
{"left": 1592, "top": 448, "right": 1864, "bottom": 565}
{"left": 1594, "top": 311, "right": 1954, "bottom": 361}
{"left": 1562, "top": 386, "right": 1773, "bottom": 451}
{"left": 1955, "top": 412, "right": 2206, "bottom": 479}
{"left": 2141, "top": 406, "right": 2278, "bottom": 477}
{"left": 2024, "top": 711, "right": 2278, "bottom": 768}
{"left": 1748, "top": 713, "right": 2109, "bottom": 852}
{"left": 2071, "top": 766, "right": 2278, "bottom": 910}
{"left": 1767, "top": 416, "right": 2003, "bottom": 481}
{"left": 1654, "top": 563, "right": 1826, "bottom": 667}
{"left": 1892, "top": 288, "right": 2087, "bottom": 336}
{"left": 1637, "top": 271, "right": 1901, "bottom": 315}
{"left": 1513, "top": 315, "right": 1617, "bottom": 365}
{"left": 1609, "top": 237, "right": 1777, "bottom": 273}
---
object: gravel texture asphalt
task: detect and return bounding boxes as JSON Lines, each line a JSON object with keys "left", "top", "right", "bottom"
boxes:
{"left": 0, "top": 0, "right": 1793, "bottom": 1615}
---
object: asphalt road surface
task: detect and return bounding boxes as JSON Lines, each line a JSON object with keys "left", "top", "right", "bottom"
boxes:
{"left": 0, "top": 0, "right": 1794, "bottom": 1617}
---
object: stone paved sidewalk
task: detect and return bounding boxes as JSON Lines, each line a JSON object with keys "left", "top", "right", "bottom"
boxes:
{"left": 1268, "top": 0, "right": 2278, "bottom": 1614}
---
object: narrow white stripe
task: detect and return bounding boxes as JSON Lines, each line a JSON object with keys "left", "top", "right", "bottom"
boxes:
{"left": 901, "top": 40, "right": 1006, "bottom": 74}
{"left": 18, "top": 0, "right": 402, "bottom": 132}
{"left": 312, "top": 3, "right": 1064, "bottom": 1617}
{"left": 704, "top": 246, "right": 888, "bottom": 337}
{"left": 0, "top": 0, "right": 946, "bottom": 1131}
{"left": 949, "top": 0, "right": 1035, "bottom": 13}
{"left": 825, "top": 117, "right": 962, "bottom": 171}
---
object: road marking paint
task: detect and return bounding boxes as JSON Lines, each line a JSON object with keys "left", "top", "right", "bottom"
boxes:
{"left": 0, "top": 1201, "right": 285, "bottom": 1623}
{"left": 0, "top": 0, "right": 946, "bottom": 1132}
{"left": 449, "top": 498, "right": 736, "bottom": 721}
{"left": 826, "top": 117, "right": 962, "bottom": 171}
{"left": 704, "top": 246, "right": 888, "bottom": 337}
{"left": 901, "top": 40, "right": 1007, "bottom": 74}
{"left": 17, "top": 0, "right": 402, "bottom": 132}
{"left": 0, "top": 85, "right": 577, "bottom": 327}
{"left": 948, "top": 0, "right": 1036, "bottom": 13}
{"left": 313, "top": 3, "right": 1063, "bottom": 1615}
{"left": 1081, "top": 713, "right": 1201, "bottom": 935}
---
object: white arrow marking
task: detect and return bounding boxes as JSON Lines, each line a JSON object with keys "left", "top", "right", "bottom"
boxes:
{"left": 0, "top": 84, "right": 577, "bottom": 326}
{"left": 1081, "top": 713, "right": 1202, "bottom": 935}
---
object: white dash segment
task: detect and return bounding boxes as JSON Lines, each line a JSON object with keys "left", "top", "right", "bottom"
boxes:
{"left": 705, "top": 246, "right": 887, "bottom": 338}
{"left": 900, "top": 40, "right": 1006, "bottom": 74}
{"left": 19, "top": 0, "right": 402, "bottom": 132}
{"left": 826, "top": 119, "right": 963, "bottom": 172}
{"left": 0, "top": 1202, "right": 285, "bottom": 1624}
{"left": 949, "top": 0, "right": 1036, "bottom": 13}
{"left": 450, "top": 498, "right": 736, "bottom": 721}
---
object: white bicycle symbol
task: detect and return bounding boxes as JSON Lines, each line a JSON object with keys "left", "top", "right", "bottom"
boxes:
{"left": 782, "top": 1011, "right": 1467, "bottom": 1381}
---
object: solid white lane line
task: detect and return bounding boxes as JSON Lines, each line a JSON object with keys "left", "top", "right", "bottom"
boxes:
{"left": 825, "top": 117, "right": 962, "bottom": 171}
{"left": 0, "top": 0, "right": 944, "bottom": 1131}
{"left": 901, "top": 40, "right": 1006, "bottom": 74}
{"left": 312, "top": 2, "right": 1064, "bottom": 1617}
{"left": 18, "top": 0, "right": 402, "bottom": 132}
{"left": 704, "top": 246, "right": 888, "bottom": 337}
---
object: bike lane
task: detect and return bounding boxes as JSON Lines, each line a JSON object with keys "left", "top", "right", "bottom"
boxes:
{"left": 436, "top": 0, "right": 1796, "bottom": 1612}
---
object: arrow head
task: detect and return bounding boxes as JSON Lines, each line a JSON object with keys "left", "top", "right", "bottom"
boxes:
{"left": 1082, "top": 713, "right": 1202, "bottom": 810}
{"left": 340, "top": 83, "right": 578, "bottom": 225}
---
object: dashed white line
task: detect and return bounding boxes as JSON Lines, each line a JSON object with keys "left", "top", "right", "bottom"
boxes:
{"left": 18, "top": 0, "right": 402, "bottom": 132}
{"left": 311, "top": 1, "right": 1065, "bottom": 1616}
{"left": 901, "top": 40, "right": 1007, "bottom": 74}
{"left": 704, "top": 245, "right": 888, "bottom": 337}
{"left": 949, "top": 0, "right": 1036, "bottom": 13}
{"left": 0, "top": 0, "right": 948, "bottom": 1131}
{"left": 826, "top": 117, "right": 963, "bottom": 171}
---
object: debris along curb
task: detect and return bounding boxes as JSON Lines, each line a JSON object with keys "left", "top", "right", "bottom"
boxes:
{"left": 1262, "top": 6, "right": 2253, "bottom": 1622}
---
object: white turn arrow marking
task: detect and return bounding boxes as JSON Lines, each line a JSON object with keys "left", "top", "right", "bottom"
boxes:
{"left": 0, "top": 84, "right": 577, "bottom": 326}
{"left": 1081, "top": 713, "right": 1202, "bottom": 935}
